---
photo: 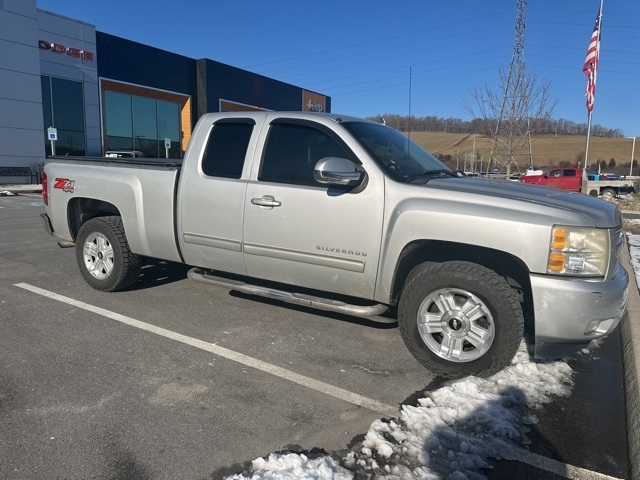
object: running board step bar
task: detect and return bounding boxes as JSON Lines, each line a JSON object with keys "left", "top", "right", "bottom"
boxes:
{"left": 188, "top": 268, "right": 393, "bottom": 322}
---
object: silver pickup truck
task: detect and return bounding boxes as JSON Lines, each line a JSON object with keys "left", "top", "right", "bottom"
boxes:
{"left": 40, "top": 111, "right": 629, "bottom": 379}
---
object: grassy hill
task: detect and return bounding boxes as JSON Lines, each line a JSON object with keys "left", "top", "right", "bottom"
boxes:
{"left": 409, "top": 132, "right": 637, "bottom": 174}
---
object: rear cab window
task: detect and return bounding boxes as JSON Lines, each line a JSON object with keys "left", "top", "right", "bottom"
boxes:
{"left": 201, "top": 119, "right": 255, "bottom": 179}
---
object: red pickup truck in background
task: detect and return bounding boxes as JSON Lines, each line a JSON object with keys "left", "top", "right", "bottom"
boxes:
{"left": 521, "top": 167, "right": 636, "bottom": 198}
{"left": 521, "top": 167, "right": 582, "bottom": 192}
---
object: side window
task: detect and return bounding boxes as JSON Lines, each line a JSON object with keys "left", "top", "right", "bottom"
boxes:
{"left": 259, "top": 123, "right": 351, "bottom": 186}
{"left": 563, "top": 169, "right": 576, "bottom": 177}
{"left": 201, "top": 122, "right": 254, "bottom": 179}
{"left": 549, "top": 170, "right": 562, "bottom": 177}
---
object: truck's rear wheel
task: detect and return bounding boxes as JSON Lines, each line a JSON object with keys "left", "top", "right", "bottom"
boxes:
{"left": 601, "top": 188, "right": 616, "bottom": 199}
{"left": 75, "top": 216, "right": 142, "bottom": 292}
{"left": 398, "top": 261, "right": 523, "bottom": 378}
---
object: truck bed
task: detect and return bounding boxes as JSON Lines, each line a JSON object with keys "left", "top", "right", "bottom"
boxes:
{"left": 44, "top": 156, "right": 183, "bottom": 263}
{"left": 48, "top": 156, "right": 183, "bottom": 168}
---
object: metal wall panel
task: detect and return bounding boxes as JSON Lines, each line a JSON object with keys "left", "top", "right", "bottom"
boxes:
{"left": 0, "top": 0, "right": 45, "bottom": 171}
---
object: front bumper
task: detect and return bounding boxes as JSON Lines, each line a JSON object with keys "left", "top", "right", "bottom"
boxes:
{"left": 531, "top": 261, "right": 629, "bottom": 358}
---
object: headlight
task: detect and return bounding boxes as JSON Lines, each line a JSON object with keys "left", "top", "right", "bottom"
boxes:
{"left": 547, "top": 226, "right": 609, "bottom": 276}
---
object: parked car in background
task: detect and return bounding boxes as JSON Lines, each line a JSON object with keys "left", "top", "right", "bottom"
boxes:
{"left": 601, "top": 173, "right": 622, "bottom": 181}
{"left": 523, "top": 168, "right": 635, "bottom": 198}
{"left": 521, "top": 167, "right": 582, "bottom": 192}
{"left": 105, "top": 150, "right": 146, "bottom": 158}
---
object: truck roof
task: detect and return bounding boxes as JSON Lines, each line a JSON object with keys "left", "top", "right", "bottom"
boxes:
{"left": 197, "top": 111, "right": 376, "bottom": 125}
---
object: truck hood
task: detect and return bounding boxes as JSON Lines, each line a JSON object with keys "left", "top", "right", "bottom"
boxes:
{"left": 424, "top": 176, "right": 622, "bottom": 228}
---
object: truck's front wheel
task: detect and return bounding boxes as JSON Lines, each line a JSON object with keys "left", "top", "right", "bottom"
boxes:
{"left": 75, "top": 216, "right": 142, "bottom": 292}
{"left": 398, "top": 261, "right": 523, "bottom": 378}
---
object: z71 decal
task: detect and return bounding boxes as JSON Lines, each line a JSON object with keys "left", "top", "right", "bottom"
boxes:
{"left": 53, "top": 178, "right": 75, "bottom": 193}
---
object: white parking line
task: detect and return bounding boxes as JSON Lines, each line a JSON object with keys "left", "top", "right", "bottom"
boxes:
{"left": 509, "top": 447, "right": 623, "bottom": 480}
{"left": 15, "top": 283, "right": 398, "bottom": 417}
{"left": 15, "top": 283, "right": 625, "bottom": 480}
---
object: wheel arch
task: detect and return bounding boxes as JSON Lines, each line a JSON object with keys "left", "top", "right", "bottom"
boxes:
{"left": 390, "top": 240, "right": 534, "bottom": 331}
{"left": 67, "top": 197, "right": 121, "bottom": 242}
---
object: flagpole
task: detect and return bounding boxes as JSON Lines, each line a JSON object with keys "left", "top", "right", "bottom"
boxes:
{"left": 584, "top": 111, "right": 593, "bottom": 176}
{"left": 583, "top": 0, "right": 603, "bottom": 179}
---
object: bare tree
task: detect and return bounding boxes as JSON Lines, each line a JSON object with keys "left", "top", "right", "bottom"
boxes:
{"left": 463, "top": 67, "right": 557, "bottom": 173}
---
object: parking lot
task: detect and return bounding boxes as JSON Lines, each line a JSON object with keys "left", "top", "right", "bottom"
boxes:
{"left": 0, "top": 192, "right": 634, "bottom": 479}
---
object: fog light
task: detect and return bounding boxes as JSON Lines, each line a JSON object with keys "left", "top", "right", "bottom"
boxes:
{"left": 584, "top": 318, "right": 616, "bottom": 335}
{"left": 585, "top": 320, "right": 601, "bottom": 334}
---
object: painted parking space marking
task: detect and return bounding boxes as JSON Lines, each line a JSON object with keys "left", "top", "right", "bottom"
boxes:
{"left": 15, "top": 283, "right": 625, "bottom": 480}
{"left": 15, "top": 283, "right": 398, "bottom": 417}
{"left": 510, "top": 447, "right": 623, "bottom": 480}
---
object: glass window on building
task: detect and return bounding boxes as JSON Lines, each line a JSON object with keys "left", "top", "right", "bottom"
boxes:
{"left": 41, "top": 76, "right": 86, "bottom": 156}
{"left": 104, "top": 91, "right": 133, "bottom": 151}
{"left": 132, "top": 96, "right": 156, "bottom": 154}
{"left": 104, "top": 92, "right": 181, "bottom": 159}
{"left": 157, "top": 101, "right": 180, "bottom": 158}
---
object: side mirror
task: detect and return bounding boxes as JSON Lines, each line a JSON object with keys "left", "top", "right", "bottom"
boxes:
{"left": 313, "top": 157, "right": 363, "bottom": 186}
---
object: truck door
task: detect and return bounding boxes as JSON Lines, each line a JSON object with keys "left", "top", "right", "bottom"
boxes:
{"left": 561, "top": 168, "right": 581, "bottom": 191}
{"left": 178, "top": 118, "right": 257, "bottom": 275}
{"left": 545, "top": 168, "right": 563, "bottom": 189}
{"left": 242, "top": 119, "right": 384, "bottom": 299}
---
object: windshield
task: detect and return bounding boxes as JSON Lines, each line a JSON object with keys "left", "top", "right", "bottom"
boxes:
{"left": 342, "top": 121, "right": 452, "bottom": 183}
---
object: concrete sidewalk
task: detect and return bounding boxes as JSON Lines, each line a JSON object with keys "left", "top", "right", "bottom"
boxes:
{"left": 0, "top": 184, "right": 43, "bottom": 195}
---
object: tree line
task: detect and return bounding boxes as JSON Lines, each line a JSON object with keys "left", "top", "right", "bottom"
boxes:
{"left": 366, "top": 114, "right": 624, "bottom": 138}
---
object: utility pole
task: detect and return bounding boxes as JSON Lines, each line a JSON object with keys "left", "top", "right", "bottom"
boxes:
{"left": 408, "top": 66, "right": 412, "bottom": 141}
{"left": 628, "top": 137, "right": 637, "bottom": 177}
{"left": 489, "top": 0, "right": 533, "bottom": 175}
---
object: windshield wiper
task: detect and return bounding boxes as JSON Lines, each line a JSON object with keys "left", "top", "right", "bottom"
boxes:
{"left": 404, "top": 169, "right": 458, "bottom": 183}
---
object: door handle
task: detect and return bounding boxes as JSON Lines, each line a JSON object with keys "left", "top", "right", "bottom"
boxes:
{"left": 251, "top": 195, "right": 282, "bottom": 208}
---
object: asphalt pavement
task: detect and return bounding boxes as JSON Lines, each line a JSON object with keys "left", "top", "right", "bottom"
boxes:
{"left": 2, "top": 182, "right": 640, "bottom": 479}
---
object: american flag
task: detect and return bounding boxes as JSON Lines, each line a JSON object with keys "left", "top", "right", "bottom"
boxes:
{"left": 583, "top": 6, "right": 602, "bottom": 112}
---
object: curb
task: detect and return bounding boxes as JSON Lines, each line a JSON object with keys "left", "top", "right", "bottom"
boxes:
{"left": 622, "top": 242, "right": 640, "bottom": 480}
{"left": 0, "top": 185, "right": 42, "bottom": 195}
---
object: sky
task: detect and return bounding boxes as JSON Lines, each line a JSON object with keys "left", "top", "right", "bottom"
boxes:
{"left": 36, "top": 0, "right": 640, "bottom": 139}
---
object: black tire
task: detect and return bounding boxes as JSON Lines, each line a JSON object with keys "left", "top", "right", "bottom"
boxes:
{"left": 601, "top": 188, "right": 616, "bottom": 199}
{"left": 398, "top": 261, "right": 523, "bottom": 379}
{"left": 75, "top": 216, "right": 142, "bottom": 292}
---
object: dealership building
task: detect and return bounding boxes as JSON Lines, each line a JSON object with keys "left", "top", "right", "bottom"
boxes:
{"left": 0, "top": 0, "right": 330, "bottom": 183}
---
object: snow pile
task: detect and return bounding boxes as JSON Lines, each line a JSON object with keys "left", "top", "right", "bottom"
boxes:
{"left": 226, "top": 341, "right": 576, "bottom": 479}
{"left": 224, "top": 452, "right": 352, "bottom": 480}
{"left": 343, "top": 341, "right": 573, "bottom": 479}
{"left": 627, "top": 233, "right": 640, "bottom": 287}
